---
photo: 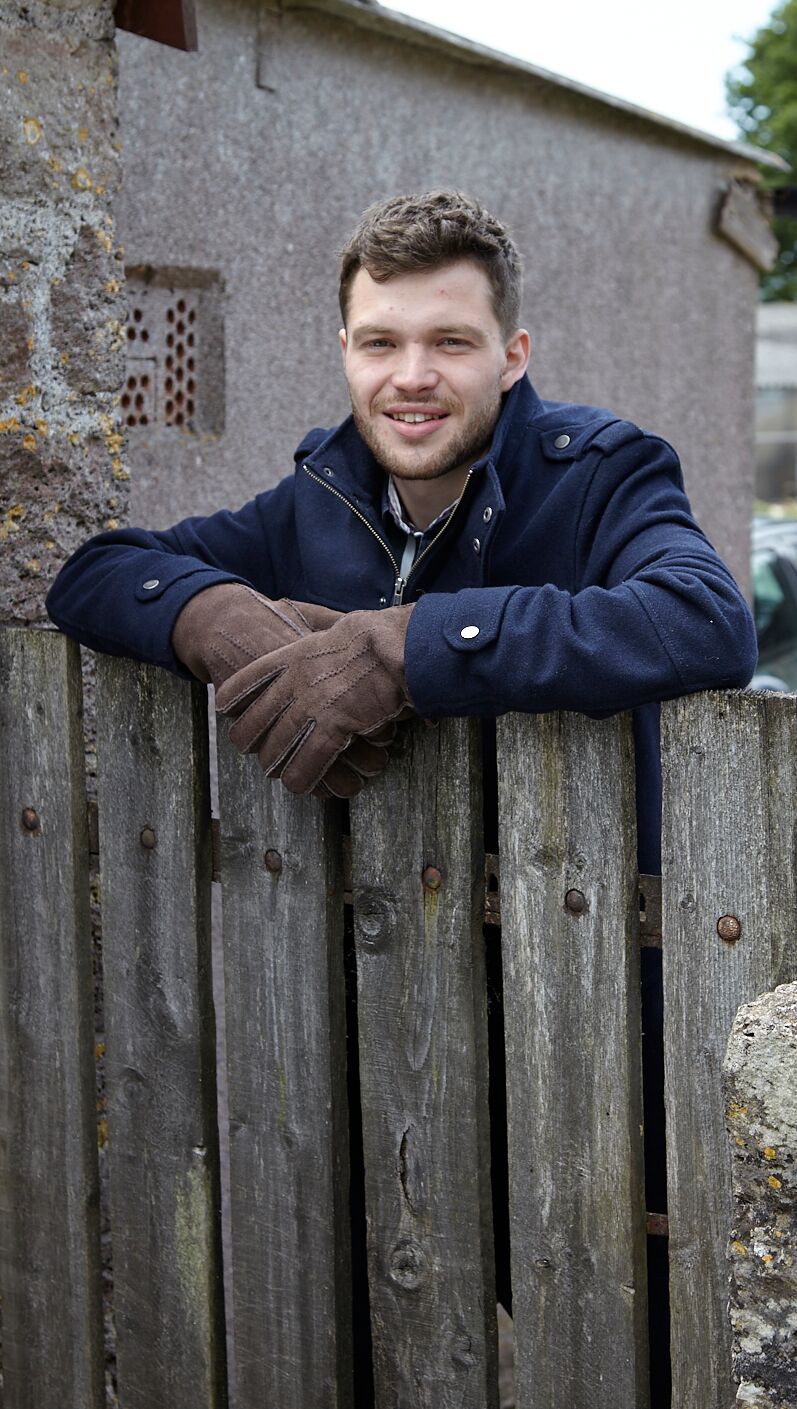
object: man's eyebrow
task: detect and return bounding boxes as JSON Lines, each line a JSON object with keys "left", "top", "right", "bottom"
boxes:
{"left": 349, "top": 322, "right": 487, "bottom": 341}
{"left": 433, "top": 324, "right": 487, "bottom": 340}
{"left": 349, "top": 324, "right": 394, "bottom": 340}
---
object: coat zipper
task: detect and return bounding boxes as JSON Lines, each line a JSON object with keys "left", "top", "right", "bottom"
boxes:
{"left": 304, "top": 462, "right": 476, "bottom": 607}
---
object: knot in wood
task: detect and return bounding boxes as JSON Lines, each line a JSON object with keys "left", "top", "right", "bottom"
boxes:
{"left": 422, "top": 865, "right": 442, "bottom": 893}
{"left": 263, "top": 848, "right": 282, "bottom": 875}
{"left": 564, "top": 888, "right": 587, "bottom": 916}
{"left": 356, "top": 891, "right": 394, "bottom": 950}
{"left": 21, "top": 806, "right": 40, "bottom": 834}
{"left": 139, "top": 826, "right": 157, "bottom": 850}
{"left": 717, "top": 913, "right": 742, "bottom": 943}
{"left": 387, "top": 1239, "right": 429, "bottom": 1292}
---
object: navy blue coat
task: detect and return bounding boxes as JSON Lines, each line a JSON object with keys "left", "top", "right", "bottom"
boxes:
{"left": 46, "top": 376, "right": 757, "bottom": 869}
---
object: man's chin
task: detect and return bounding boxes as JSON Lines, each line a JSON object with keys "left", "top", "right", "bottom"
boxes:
{"left": 364, "top": 430, "right": 471, "bottom": 480}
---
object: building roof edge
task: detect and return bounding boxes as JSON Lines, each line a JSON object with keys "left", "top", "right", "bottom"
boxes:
{"left": 288, "top": 0, "right": 789, "bottom": 173}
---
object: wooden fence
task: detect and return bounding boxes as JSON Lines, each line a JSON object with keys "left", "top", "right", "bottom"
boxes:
{"left": 1, "top": 625, "right": 795, "bottom": 1409}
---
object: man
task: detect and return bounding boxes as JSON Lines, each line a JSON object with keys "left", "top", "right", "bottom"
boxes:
{"left": 47, "top": 190, "right": 756, "bottom": 1398}
{"left": 47, "top": 189, "right": 756, "bottom": 840}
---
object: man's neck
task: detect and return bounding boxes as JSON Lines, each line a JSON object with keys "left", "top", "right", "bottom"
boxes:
{"left": 390, "top": 462, "right": 472, "bottom": 531}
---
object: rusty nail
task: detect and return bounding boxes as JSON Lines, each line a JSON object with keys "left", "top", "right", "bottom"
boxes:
{"left": 717, "top": 914, "right": 742, "bottom": 943}
{"left": 565, "top": 888, "right": 587, "bottom": 916}
{"left": 139, "top": 826, "right": 156, "bottom": 850}
{"left": 422, "top": 865, "right": 442, "bottom": 892}
{"left": 21, "top": 807, "right": 40, "bottom": 832}
{"left": 264, "top": 849, "right": 283, "bottom": 875}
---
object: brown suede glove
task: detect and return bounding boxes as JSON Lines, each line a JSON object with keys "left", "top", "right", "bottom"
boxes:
{"left": 171, "top": 583, "right": 344, "bottom": 688}
{"left": 172, "top": 584, "right": 395, "bottom": 797}
{"left": 214, "top": 605, "right": 415, "bottom": 796}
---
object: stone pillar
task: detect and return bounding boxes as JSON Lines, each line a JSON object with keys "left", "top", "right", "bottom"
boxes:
{"left": 724, "top": 982, "right": 797, "bottom": 1408}
{"left": 0, "top": 0, "right": 127, "bottom": 625}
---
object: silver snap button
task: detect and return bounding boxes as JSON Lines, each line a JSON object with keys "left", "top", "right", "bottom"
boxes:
{"left": 483, "top": 506, "right": 492, "bottom": 523}
{"left": 142, "top": 578, "right": 160, "bottom": 590}
{"left": 379, "top": 596, "right": 387, "bottom": 606}
{"left": 554, "top": 433, "right": 571, "bottom": 449}
{"left": 460, "top": 625, "right": 480, "bottom": 640}
{"left": 323, "top": 466, "right": 333, "bottom": 477}
{"left": 472, "top": 538, "right": 480, "bottom": 553}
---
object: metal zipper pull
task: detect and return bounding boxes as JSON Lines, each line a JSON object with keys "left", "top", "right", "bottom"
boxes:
{"left": 392, "top": 534, "right": 418, "bottom": 607}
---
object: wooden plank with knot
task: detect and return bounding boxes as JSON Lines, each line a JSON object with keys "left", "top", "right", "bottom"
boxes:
{"left": 349, "top": 717, "right": 498, "bottom": 1409}
{"left": 96, "top": 659, "right": 226, "bottom": 1409}
{"left": 496, "top": 709, "right": 648, "bottom": 1409}
{"left": 0, "top": 627, "right": 104, "bottom": 1409}
{"left": 216, "top": 734, "right": 352, "bottom": 1409}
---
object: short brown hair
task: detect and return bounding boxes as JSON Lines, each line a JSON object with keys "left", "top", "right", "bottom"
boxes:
{"left": 338, "top": 190, "right": 523, "bottom": 338}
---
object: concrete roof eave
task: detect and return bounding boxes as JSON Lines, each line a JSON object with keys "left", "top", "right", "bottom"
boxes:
{"left": 288, "top": 0, "right": 789, "bottom": 174}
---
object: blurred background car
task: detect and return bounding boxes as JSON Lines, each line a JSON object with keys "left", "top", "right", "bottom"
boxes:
{"left": 750, "top": 516, "right": 797, "bottom": 692}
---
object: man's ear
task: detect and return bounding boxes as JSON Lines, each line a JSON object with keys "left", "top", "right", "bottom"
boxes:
{"left": 500, "top": 328, "right": 531, "bottom": 391}
{"left": 339, "top": 327, "right": 347, "bottom": 362}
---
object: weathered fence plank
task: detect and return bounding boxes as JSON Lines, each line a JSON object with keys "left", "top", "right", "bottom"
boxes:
{"left": 216, "top": 732, "right": 352, "bottom": 1409}
{"left": 661, "top": 691, "right": 795, "bottom": 1409}
{"left": 759, "top": 696, "right": 797, "bottom": 989}
{"left": 96, "top": 660, "right": 226, "bottom": 1409}
{"left": 349, "top": 718, "right": 497, "bottom": 1409}
{"left": 497, "top": 710, "right": 648, "bottom": 1409}
{"left": 0, "top": 627, "right": 104, "bottom": 1409}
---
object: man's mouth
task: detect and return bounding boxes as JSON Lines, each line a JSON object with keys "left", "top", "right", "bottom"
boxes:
{"left": 385, "top": 410, "right": 448, "bottom": 423}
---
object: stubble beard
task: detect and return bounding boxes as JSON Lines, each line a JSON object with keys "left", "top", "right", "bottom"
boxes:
{"left": 351, "top": 386, "right": 503, "bottom": 481}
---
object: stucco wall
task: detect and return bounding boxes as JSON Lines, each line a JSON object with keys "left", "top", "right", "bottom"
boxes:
{"left": 0, "top": 0, "right": 126, "bottom": 623}
{"left": 115, "top": 0, "right": 760, "bottom": 591}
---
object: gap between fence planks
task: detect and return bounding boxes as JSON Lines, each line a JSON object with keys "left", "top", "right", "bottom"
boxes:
{"left": 0, "top": 627, "right": 104, "bottom": 1409}
{"left": 96, "top": 659, "right": 226, "bottom": 1409}
{"left": 216, "top": 731, "right": 352, "bottom": 1409}
{"left": 349, "top": 717, "right": 498, "bottom": 1409}
{"left": 661, "top": 690, "right": 797, "bottom": 1409}
{"left": 497, "top": 709, "right": 649, "bottom": 1409}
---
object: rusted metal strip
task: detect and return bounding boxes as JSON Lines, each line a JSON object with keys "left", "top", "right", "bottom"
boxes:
{"left": 646, "top": 1212, "right": 669, "bottom": 1238}
{"left": 115, "top": 0, "right": 198, "bottom": 51}
{"left": 639, "top": 873, "right": 662, "bottom": 948}
{"left": 87, "top": 797, "right": 99, "bottom": 862}
{"left": 484, "top": 852, "right": 500, "bottom": 927}
{"left": 342, "top": 834, "right": 353, "bottom": 905}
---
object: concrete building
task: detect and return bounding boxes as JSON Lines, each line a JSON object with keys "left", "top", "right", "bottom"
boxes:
{"left": 113, "top": 0, "right": 783, "bottom": 595}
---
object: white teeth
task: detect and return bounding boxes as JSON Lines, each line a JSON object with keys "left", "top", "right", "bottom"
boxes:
{"left": 390, "top": 412, "right": 441, "bottom": 423}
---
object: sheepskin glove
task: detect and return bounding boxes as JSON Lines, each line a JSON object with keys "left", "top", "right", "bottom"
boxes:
{"left": 214, "top": 605, "right": 416, "bottom": 796}
{"left": 172, "top": 584, "right": 395, "bottom": 798}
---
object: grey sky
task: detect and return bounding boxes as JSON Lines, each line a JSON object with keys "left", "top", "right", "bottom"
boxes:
{"left": 380, "top": 0, "right": 778, "bottom": 140}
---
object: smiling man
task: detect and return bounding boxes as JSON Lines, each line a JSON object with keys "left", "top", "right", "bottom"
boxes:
{"left": 46, "top": 189, "right": 757, "bottom": 1398}
{"left": 47, "top": 188, "right": 756, "bottom": 824}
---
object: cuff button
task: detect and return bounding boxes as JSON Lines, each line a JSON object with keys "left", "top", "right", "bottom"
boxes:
{"left": 460, "top": 625, "right": 480, "bottom": 640}
{"left": 142, "top": 578, "right": 160, "bottom": 590}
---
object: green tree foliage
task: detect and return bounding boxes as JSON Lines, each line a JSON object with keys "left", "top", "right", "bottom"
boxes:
{"left": 727, "top": 0, "right": 797, "bottom": 299}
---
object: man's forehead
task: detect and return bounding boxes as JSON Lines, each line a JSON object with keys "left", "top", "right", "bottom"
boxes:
{"left": 346, "top": 259, "right": 498, "bottom": 327}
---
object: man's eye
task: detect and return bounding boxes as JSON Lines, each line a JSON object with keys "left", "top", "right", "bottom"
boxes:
{"left": 441, "top": 337, "right": 468, "bottom": 347}
{"left": 364, "top": 339, "right": 391, "bottom": 349}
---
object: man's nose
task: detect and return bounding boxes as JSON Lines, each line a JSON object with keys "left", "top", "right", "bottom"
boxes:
{"left": 390, "top": 346, "right": 439, "bottom": 393}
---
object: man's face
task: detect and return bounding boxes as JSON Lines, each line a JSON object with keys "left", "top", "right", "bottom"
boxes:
{"left": 340, "top": 260, "right": 529, "bottom": 482}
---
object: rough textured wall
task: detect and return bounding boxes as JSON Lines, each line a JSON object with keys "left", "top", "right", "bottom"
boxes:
{"left": 0, "top": 0, "right": 127, "bottom": 624}
{"left": 114, "top": 0, "right": 760, "bottom": 593}
{"left": 725, "top": 983, "right": 797, "bottom": 1408}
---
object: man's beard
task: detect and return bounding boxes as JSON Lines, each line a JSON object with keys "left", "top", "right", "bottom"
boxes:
{"left": 351, "top": 388, "right": 502, "bottom": 481}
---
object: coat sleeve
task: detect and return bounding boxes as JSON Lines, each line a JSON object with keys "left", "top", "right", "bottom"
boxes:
{"left": 45, "top": 478, "right": 296, "bottom": 675}
{"left": 404, "top": 430, "right": 758, "bottom": 716}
